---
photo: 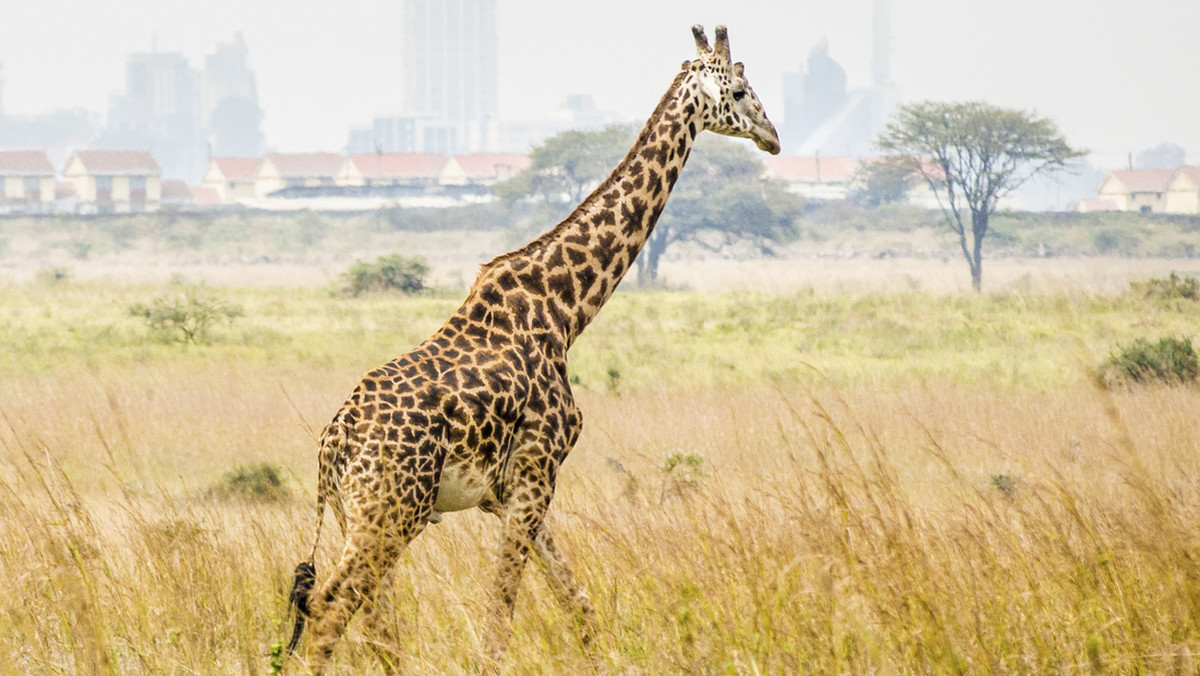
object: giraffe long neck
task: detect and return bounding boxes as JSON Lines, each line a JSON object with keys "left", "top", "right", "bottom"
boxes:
{"left": 475, "top": 68, "right": 705, "bottom": 350}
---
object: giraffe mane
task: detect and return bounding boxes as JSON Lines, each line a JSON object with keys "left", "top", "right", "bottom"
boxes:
{"left": 471, "top": 67, "right": 692, "bottom": 292}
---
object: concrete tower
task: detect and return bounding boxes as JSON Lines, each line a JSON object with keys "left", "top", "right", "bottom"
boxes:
{"left": 400, "top": 0, "right": 498, "bottom": 153}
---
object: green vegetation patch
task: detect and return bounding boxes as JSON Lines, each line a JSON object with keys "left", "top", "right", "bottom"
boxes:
{"left": 1102, "top": 336, "right": 1198, "bottom": 386}
{"left": 338, "top": 253, "right": 430, "bottom": 297}
{"left": 208, "top": 462, "right": 291, "bottom": 502}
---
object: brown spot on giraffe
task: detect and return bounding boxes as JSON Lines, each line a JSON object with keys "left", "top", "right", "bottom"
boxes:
{"left": 285, "top": 24, "right": 780, "bottom": 674}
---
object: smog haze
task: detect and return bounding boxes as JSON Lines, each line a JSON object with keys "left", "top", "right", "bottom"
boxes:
{"left": 0, "top": 0, "right": 1195, "bottom": 169}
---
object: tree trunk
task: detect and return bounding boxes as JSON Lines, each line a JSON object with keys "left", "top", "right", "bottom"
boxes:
{"left": 969, "top": 209, "right": 989, "bottom": 293}
{"left": 639, "top": 227, "right": 668, "bottom": 287}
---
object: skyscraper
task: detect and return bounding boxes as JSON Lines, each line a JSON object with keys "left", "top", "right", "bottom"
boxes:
{"left": 103, "top": 51, "right": 203, "bottom": 181}
{"left": 779, "top": 0, "right": 897, "bottom": 158}
{"left": 400, "top": 0, "right": 497, "bottom": 153}
{"left": 203, "top": 33, "right": 264, "bottom": 157}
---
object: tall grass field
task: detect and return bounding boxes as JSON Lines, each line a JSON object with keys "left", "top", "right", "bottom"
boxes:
{"left": 2, "top": 260, "right": 1200, "bottom": 674}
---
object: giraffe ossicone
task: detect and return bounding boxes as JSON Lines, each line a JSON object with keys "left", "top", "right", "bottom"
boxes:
{"left": 285, "top": 24, "right": 780, "bottom": 673}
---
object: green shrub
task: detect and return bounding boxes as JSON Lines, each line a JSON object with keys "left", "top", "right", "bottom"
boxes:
{"left": 1131, "top": 272, "right": 1200, "bottom": 301}
{"left": 1092, "top": 228, "right": 1140, "bottom": 255}
{"left": 1102, "top": 336, "right": 1199, "bottom": 386}
{"left": 339, "top": 253, "right": 429, "bottom": 297}
{"left": 990, "top": 472, "right": 1020, "bottom": 500}
{"left": 660, "top": 452, "right": 705, "bottom": 502}
{"left": 210, "top": 462, "right": 290, "bottom": 502}
{"left": 128, "top": 288, "right": 244, "bottom": 344}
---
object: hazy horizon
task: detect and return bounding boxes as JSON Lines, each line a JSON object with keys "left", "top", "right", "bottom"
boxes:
{"left": 0, "top": 0, "right": 1195, "bottom": 169}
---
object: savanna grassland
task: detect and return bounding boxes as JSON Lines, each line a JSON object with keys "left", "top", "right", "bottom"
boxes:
{"left": 2, "top": 209, "right": 1200, "bottom": 674}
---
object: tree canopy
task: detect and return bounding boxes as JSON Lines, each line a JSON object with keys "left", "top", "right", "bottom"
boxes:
{"left": 645, "top": 136, "right": 802, "bottom": 284}
{"left": 877, "top": 100, "right": 1082, "bottom": 291}
{"left": 497, "top": 127, "right": 802, "bottom": 285}
{"left": 495, "top": 124, "right": 636, "bottom": 209}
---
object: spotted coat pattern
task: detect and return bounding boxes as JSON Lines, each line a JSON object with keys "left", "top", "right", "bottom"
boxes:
{"left": 292, "top": 25, "right": 780, "bottom": 674}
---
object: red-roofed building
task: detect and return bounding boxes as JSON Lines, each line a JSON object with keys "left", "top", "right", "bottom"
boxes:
{"left": 202, "top": 157, "right": 260, "bottom": 203}
{"left": 254, "top": 152, "right": 343, "bottom": 197}
{"left": 1077, "top": 197, "right": 1122, "bottom": 213}
{"left": 441, "top": 153, "right": 531, "bottom": 186}
{"left": 0, "top": 149, "right": 56, "bottom": 211}
{"left": 54, "top": 181, "right": 78, "bottom": 203}
{"left": 762, "top": 155, "right": 861, "bottom": 200}
{"left": 190, "top": 185, "right": 223, "bottom": 207}
{"left": 61, "top": 149, "right": 162, "bottom": 213}
{"left": 1097, "top": 168, "right": 1174, "bottom": 213}
{"left": 160, "top": 179, "right": 194, "bottom": 207}
{"left": 1166, "top": 166, "right": 1200, "bottom": 215}
{"left": 338, "top": 152, "right": 446, "bottom": 187}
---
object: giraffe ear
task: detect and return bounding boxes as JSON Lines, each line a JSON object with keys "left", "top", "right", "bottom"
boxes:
{"left": 714, "top": 26, "right": 731, "bottom": 62}
{"left": 733, "top": 62, "right": 745, "bottom": 78}
{"left": 692, "top": 25, "right": 710, "bottom": 56}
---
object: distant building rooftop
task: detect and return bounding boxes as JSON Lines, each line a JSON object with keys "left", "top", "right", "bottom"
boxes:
{"left": 0, "top": 149, "right": 55, "bottom": 175}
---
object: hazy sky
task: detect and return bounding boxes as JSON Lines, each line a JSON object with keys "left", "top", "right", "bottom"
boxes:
{"left": 0, "top": 0, "right": 1196, "bottom": 169}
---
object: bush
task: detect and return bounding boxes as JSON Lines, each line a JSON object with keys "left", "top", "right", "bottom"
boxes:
{"left": 128, "top": 288, "right": 244, "bottom": 344}
{"left": 1131, "top": 272, "right": 1200, "bottom": 301}
{"left": 660, "top": 452, "right": 705, "bottom": 502}
{"left": 210, "top": 462, "right": 290, "bottom": 502}
{"left": 1092, "top": 228, "right": 1140, "bottom": 255}
{"left": 339, "top": 253, "right": 429, "bottom": 297}
{"left": 1102, "top": 336, "right": 1199, "bottom": 386}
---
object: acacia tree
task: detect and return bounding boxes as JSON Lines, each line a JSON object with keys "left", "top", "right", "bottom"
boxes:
{"left": 641, "top": 136, "right": 802, "bottom": 284}
{"left": 498, "top": 128, "right": 801, "bottom": 285}
{"left": 495, "top": 124, "right": 636, "bottom": 209}
{"left": 877, "top": 101, "right": 1082, "bottom": 291}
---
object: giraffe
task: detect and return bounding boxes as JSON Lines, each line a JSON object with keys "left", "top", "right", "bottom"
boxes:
{"left": 285, "top": 24, "right": 780, "bottom": 673}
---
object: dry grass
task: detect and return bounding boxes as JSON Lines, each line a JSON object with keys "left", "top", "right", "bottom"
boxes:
{"left": 3, "top": 367, "right": 1200, "bottom": 673}
{"left": 2, "top": 270, "right": 1200, "bottom": 673}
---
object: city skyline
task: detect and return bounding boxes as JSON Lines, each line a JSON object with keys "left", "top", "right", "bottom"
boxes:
{"left": 0, "top": 0, "right": 1195, "bottom": 170}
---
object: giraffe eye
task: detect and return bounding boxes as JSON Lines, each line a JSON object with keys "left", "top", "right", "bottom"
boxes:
{"left": 732, "top": 90, "right": 746, "bottom": 101}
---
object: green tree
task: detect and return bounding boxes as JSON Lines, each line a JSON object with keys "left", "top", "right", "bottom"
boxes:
{"left": 498, "top": 128, "right": 801, "bottom": 286}
{"left": 495, "top": 124, "right": 637, "bottom": 211}
{"left": 639, "top": 136, "right": 803, "bottom": 284}
{"left": 849, "top": 158, "right": 916, "bottom": 208}
{"left": 128, "top": 288, "right": 244, "bottom": 344}
{"left": 877, "top": 101, "right": 1082, "bottom": 291}
{"left": 339, "top": 254, "right": 429, "bottom": 297}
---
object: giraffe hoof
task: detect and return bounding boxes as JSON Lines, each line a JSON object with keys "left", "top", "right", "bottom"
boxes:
{"left": 429, "top": 511, "right": 443, "bottom": 524}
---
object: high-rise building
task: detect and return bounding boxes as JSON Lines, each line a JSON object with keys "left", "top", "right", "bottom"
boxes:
{"left": 399, "top": 0, "right": 497, "bottom": 153}
{"left": 102, "top": 35, "right": 262, "bottom": 181}
{"left": 203, "top": 33, "right": 264, "bottom": 158}
{"left": 779, "top": 0, "right": 897, "bottom": 158}
{"left": 781, "top": 40, "right": 848, "bottom": 151}
{"left": 103, "top": 51, "right": 203, "bottom": 181}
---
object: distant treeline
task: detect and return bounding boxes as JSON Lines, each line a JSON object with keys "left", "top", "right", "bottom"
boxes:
{"left": 2, "top": 203, "right": 1200, "bottom": 263}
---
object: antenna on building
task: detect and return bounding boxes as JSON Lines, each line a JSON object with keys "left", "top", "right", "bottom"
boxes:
{"left": 871, "top": 0, "right": 892, "bottom": 90}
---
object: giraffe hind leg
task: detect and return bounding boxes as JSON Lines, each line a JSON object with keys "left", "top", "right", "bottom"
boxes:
{"left": 532, "top": 524, "right": 598, "bottom": 647}
{"left": 304, "top": 519, "right": 425, "bottom": 674}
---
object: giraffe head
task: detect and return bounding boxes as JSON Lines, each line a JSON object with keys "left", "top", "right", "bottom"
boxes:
{"left": 687, "top": 25, "right": 781, "bottom": 155}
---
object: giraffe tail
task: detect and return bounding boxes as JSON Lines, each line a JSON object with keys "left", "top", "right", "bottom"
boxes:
{"left": 286, "top": 423, "right": 339, "bottom": 656}
{"left": 285, "top": 491, "right": 325, "bottom": 656}
{"left": 285, "top": 559, "right": 317, "bottom": 655}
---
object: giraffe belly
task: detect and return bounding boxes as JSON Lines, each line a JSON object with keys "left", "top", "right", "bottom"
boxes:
{"left": 433, "top": 463, "right": 489, "bottom": 512}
